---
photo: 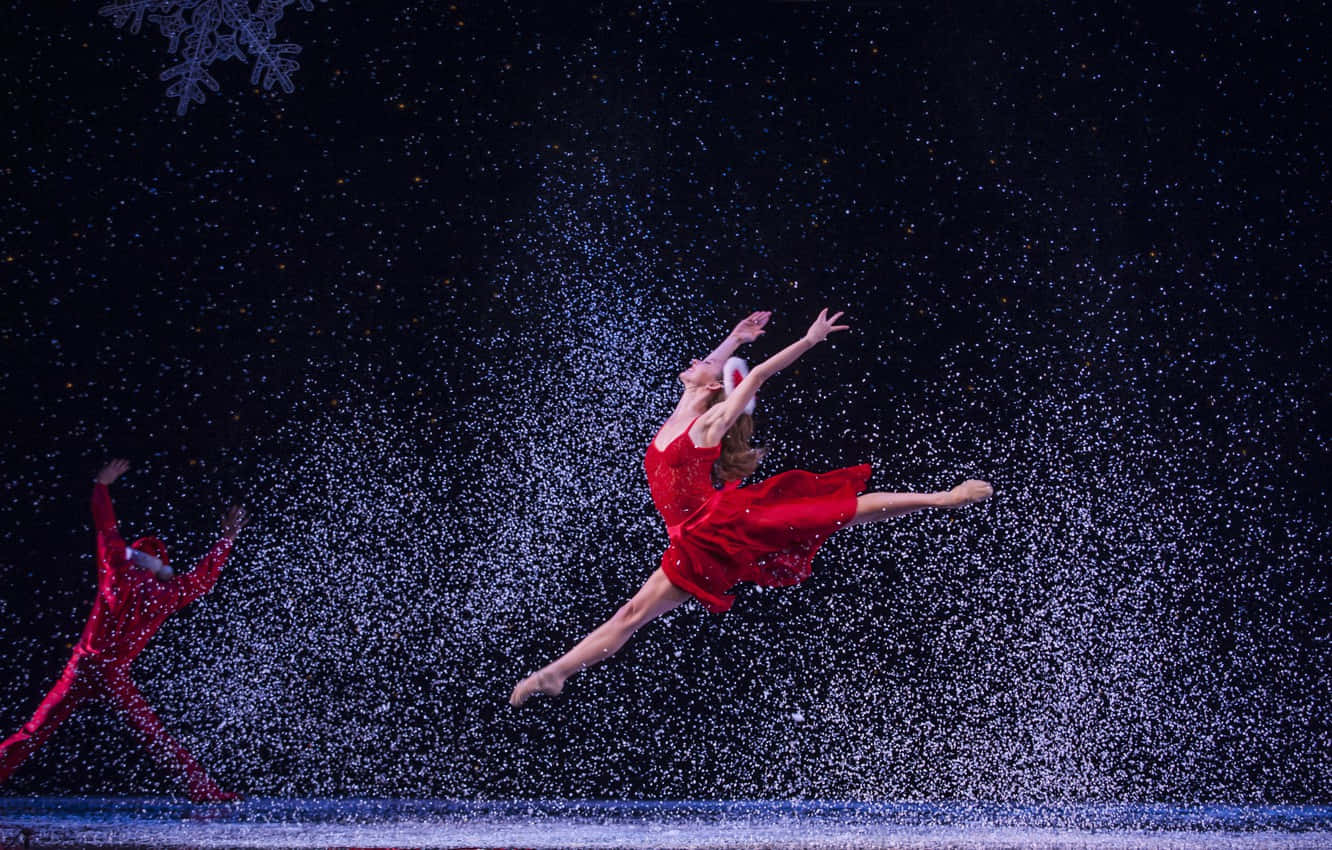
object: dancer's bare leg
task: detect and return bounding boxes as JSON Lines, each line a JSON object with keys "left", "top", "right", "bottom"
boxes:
{"left": 510, "top": 568, "right": 689, "bottom": 707}
{"left": 850, "top": 479, "right": 992, "bottom": 525}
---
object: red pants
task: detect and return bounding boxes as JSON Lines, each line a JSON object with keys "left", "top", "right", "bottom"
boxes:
{"left": 0, "top": 654, "right": 223, "bottom": 799}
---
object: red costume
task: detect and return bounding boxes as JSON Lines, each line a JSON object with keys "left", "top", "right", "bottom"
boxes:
{"left": 646, "top": 419, "right": 871, "bottom": 613}
{"left": 0, "top": 484, "right": 235, "bottom": 802}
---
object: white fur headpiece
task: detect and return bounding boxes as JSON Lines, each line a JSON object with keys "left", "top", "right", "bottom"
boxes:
{"left": 125, "top": 546, "right": 173, "bottom": 579}
{"left": 722, "top": 357, "right": 756, "bottom": 415}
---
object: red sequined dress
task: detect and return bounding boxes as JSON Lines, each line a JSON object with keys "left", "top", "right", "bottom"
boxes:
{"left": 645, "top": 419, "right": 871, "bottom": 613}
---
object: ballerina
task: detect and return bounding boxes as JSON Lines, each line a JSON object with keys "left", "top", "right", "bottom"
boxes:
{"left": 510, "top": 309, "right": 992, "bottom": 706}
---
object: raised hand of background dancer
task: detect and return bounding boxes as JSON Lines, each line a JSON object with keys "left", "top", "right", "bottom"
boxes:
{"left": 803, "top": 309, "right": 850, "bottom": 344}
{"left": 730, "top": 310, "right": 772, "bottom": 344}
{"left": 95, "top": 458, "right": 130, "bottom": 486}
{"left": 220, "top": 506, "right": 250, "bottom": 541}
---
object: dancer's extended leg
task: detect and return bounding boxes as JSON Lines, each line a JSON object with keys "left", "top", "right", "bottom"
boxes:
{"left": 0, "top": 659, "right": 87, "bottom": 784}
{"left": 850, "top": 479, "right": 992, "bottom": 525}
{"left": 102, "top": 667, "right": 237, "bottom": 803}
{"left": 510, "top": 568, "right": 689, "bottom": 707}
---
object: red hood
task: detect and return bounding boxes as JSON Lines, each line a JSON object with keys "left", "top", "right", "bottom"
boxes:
{"left": 129, "top": 536, "right": 169, "bottom": 565}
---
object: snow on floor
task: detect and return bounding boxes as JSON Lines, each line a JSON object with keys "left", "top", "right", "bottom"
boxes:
{"left": 0, "top": 798, "right": 1329, "bottom": 849}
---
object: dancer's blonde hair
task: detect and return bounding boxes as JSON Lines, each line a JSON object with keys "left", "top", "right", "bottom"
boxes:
{"left": 705, "top": 387, "right": 765, "bottom": 484}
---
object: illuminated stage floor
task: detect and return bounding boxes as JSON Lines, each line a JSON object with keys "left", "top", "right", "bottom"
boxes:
{"left": 0, "top": 797, "right": 1329, "bottom": 849}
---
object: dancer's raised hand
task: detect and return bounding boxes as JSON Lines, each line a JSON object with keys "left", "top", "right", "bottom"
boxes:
{"left": 731, "top": 311, "right": 772, "bottom": 344}
{"left": 803, "top": 309, "right": 849, "bottom": 344}
{"left": 95, "top": 459, "right": 131, "bottom": 485}
{"left": 221, "top": 506, "right": 250, "bottom": 541}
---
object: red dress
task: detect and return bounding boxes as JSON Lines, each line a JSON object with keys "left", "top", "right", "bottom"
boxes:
{"left": 646, "top": 420, "right": 871, "bottom": 613}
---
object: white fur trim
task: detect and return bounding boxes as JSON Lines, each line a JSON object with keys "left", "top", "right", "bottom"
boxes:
{"left": 722, "top": 357, "right": 756, "bottom": 415}
{"left": 126, "top": 547, "right": 165, "bottom": 573}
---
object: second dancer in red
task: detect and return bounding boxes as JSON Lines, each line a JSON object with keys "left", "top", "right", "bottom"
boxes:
{"left": 0, "top": 459, "right": 249, "bottom": 802}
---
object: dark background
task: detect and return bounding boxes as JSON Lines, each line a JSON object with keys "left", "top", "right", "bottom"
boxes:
{"left": 0, "top": 1, "right": 1328, "bottom": 802}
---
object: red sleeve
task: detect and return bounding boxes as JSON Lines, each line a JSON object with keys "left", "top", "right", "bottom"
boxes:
{"left": 171, "top": 538, "right": 233, "bottom": 608}
{"left": 92, "top": 483, "right": 126, "bottom": 579}
{"left": 92, "top": 483, "right": 118, "bottom": 534}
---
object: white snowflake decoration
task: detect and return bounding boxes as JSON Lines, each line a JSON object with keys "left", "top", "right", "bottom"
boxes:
{"left": 99, "top": 0, "right": 317, "bottom": 115}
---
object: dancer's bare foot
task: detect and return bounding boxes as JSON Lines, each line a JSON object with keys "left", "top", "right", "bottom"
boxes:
{"left": 941, "top": 479, "right": 993, "bottom": 508}
{"left": 509, "top": 669, "right": 564, "bottom": 707}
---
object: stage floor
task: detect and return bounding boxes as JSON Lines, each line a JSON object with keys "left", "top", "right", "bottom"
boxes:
{"left": 0, "top": 797, "right": 1329, "bottom": 849}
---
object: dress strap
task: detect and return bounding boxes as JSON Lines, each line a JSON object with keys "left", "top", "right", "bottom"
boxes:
{"left": 651, "top": 415, "right": 706, "bottom": 453}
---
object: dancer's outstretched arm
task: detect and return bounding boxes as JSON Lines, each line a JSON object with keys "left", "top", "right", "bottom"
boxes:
{"left": 701, "top": 310, "right": 770, "bottom": 367}
{"left": 696, "top": 308, "right": 848, "bottom": 446}
{"left": 170, "top": 506, "right": 247, "bottom": 608}
{"left": 92, "top": 459, "right": 130, "bottom": 534}
{"left": 92, "top": 459, "right": 131, "bottom": 575}
{"left": 510, "top": 569, "right": 689, "bottom": 707}
{"left": 668, "top": 311, "right": 772, "bottom": 421}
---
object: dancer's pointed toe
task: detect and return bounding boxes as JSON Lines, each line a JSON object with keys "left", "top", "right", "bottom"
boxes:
{"left": 509, "top": 671, "right": 564, "bottom": 707}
